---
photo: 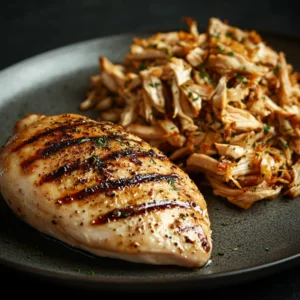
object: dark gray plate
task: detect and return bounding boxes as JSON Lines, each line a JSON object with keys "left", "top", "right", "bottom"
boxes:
{"left": 0, "top": 32, "right": 299, "bottom": 291}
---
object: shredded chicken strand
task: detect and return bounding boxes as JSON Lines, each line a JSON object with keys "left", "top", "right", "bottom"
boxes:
{"left": 82, "top": 17, "right": 300, "bottom": 209}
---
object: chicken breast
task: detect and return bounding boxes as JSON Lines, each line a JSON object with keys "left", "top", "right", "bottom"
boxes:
{"left": 0, "top": 113, "right": 212, "bottom": 268}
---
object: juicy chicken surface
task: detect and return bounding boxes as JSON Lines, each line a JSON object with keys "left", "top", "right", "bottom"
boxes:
{"left": 0, "top": 113, "right": 211, "bottom": 268}
{"left": 82, "top": 17, "right": 300, "bottom": 209}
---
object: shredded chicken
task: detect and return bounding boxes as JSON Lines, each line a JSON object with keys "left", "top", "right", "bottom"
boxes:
{"left": 82, "top": 17, "right": 300, "bottom": 209}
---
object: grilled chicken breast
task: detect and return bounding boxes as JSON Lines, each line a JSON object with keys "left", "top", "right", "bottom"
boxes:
{"left": 0, "top": 113, "right": 212, "bottom": 267}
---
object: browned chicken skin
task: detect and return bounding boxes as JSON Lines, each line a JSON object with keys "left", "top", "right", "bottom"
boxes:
{"left": 0, "top": 113, "right": 212, "bottom": 267}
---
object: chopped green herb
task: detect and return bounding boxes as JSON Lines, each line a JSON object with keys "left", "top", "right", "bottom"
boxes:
{"left": 179, "top": 213, "right": 186, "bottom": 219}
{"left": 236, "top": 73, "right": 243, "bottom": 81}
{"left": 273, "top": 65, "right": 280, "bottom": 75}
{"left": 75, "top": 267, "right": 81, "bottom": 273}
{"left": 149, "top": 82, "right": 160, "bottom": 88}
{"left": 228, "top": 51, "right": 234, "bottom": 56}
{"left": 211, "top": 34, "right": 220, "bottom": 40}
{"left": 264, "top": 125, "right": 271, "bottom": 134}
{"left": 265, "top": 247, "right": 270, "bottom": 252}
{"left": 96, "top": 137, "right": 109, "bottom": 148}
{"left": 88, "top": 270, "right": 95, "bottom": 276}
{"left": 188, "top": 91, "right": 192, "bottom": 97}
{"left": 138, "top": 63, "right": 146, "bottom": 71}
{"left": 280, "top": 151, "right": 284, "bottom": 155}
{"left": 217, "top": 45, "right": 225, "bottom": 52}
{"left": 90, "top": 156, "right": 103, "bottom": 167}
{"left": 198, "top": 62, "right": 205, "bottom": 68}
{"left": 199, "top": 71, "right": 207, "bottom": 79}
{"left": 279, "top": 140, "right": 289, "bottom": 149}
{"left": 193, "top": 96, "right": 199, "bottom": 101}
{"left": 121, "top": 212, "right": 130, "bottom": 218}
{"left": 232, "top": 247, "right": 239, "bottom": 251}
{"left": 226, "top": 31, "right": 234, "bottom": 38}
{"left": 200, "top": 71, "right": 214, "bottom": 85}
{"left": 167, "top": 178, "right": 176, "bottom": 186}
{"left": 150, "top": 158, "right": 156, "bottom": 164}
{"left": 217, "top": 251, "right": 225, "bottom": 256}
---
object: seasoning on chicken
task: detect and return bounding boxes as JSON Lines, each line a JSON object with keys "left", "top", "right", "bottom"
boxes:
{"left": 82, "top": 17, "right": 300, "bottom": 209}
{"left": 0, "top": 113, "right": 212, "bottom": 268}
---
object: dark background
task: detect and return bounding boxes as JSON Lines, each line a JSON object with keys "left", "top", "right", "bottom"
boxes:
{"left": 1, "top": 0, "right": 300, "bottom": 298}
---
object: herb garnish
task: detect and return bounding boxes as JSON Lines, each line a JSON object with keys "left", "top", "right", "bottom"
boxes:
{"left": 149, "top": 82, "right": 160, "bottom": 88}
{"left": 96, "top": 137, "right": 109, "bottom": 148}
{"left": 217, "top": 45, "right": 225, "bottom": 52}
{"left": 264, "top": 125, "right": 271, "bottom": 134}
{"left": 273, "top": 65, "right": 280, "bottom": 75}
{"left": 167, "top": 178, "right": 176, "bottom": 186}
{"left": 90, "top": 156, "right": 103, "bottom": 167}
{"left": 226, "top": 31, "right": 234, "bottom": 38}
{"left": 279, "top": 140, "right": 289, "bottom": 149}
{"left": 138, "top": 63, "right": 146, "bottom": 71}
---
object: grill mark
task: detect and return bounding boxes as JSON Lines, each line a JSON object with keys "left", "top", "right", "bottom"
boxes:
{"left": 13, "top": 121, "right": 99, "bottom": 152}
{"left": 178, "top": 225, "right": 210, "bottom": 252}
{"left": 40, "top": 149, "right": 166, "bottom": 183}
{"left": 56, "top": 173, "right": 179, "bottom": 205}
{"left": 21, "top": 135, "right": 143, "bottom": 168}
{"left": 91, "top": 200, "right": 198, "bottom": 225}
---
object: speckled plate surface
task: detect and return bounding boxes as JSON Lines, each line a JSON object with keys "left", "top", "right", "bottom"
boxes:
{"left": 0, "top": 32, "right": 299, "bottom": 291}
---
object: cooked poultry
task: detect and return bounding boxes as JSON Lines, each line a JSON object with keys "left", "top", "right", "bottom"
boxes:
{"left": 0, "top": 113, "right": 212, "bottom": 268}
{"left": 82, "top": 17, "right": 300, "bottom": 209}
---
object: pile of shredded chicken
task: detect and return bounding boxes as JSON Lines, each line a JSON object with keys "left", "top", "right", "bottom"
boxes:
{"left": 81, "top": 17, "right": 300, "bottom": 209}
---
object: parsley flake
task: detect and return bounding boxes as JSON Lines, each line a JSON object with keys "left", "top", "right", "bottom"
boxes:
{"left": 217, "top": 45, "right": 225, "bottom": 52}
{"left": 273, "top": 65, "right": 280, "bottom": 75}
{"left": 96, "top": 137, "right": 109, "bottom": 148}
{"left": 138, "top": 63, "right": 146, "bottom": 71}
{"left": 264, "top": 125, "right": 271, "bottom": 134}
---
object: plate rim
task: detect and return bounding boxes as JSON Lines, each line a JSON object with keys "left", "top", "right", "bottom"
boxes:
{"left": 1, "top": 27, "right": 300, "bottom": 74}
{"left": 0, "top": 253, "right": 299, "bottom": 290}
{"left": 0, "top": 30, "right": 300, "bottom": 289}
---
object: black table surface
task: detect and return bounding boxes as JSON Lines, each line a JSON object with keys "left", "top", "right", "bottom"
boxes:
{"left": 1, "top": 0, "right": 299, "bottom": 297}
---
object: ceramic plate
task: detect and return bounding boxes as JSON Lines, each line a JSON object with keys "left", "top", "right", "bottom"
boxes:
{"left": 0, "top": 32, "right": 299, "bottom": 291}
